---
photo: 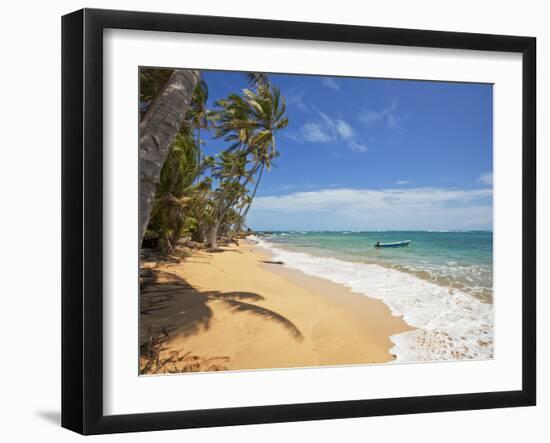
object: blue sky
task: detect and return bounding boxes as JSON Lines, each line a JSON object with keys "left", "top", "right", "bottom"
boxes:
{"left": 201, "top": 70, "right": 493, "bottom": 231}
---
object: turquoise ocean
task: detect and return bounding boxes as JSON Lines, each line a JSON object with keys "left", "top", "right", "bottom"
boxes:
{"left": 251, "top": 231, "right": 494, "bottom": 362}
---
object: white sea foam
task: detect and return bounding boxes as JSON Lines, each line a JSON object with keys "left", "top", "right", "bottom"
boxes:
{"left": 250, "top": 236, "right": 493, "bottom": 363}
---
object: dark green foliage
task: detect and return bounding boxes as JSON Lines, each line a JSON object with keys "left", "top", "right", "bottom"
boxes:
{"left": 145, "top": 132, "right": 201, "bottom": 250}
{"left": 140, "top": 68, "right": 174, "bottom": 102}
{"left": 141, "top": 71, "right": 289, "bottom": 252}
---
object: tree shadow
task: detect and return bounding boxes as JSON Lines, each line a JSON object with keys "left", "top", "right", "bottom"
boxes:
{"left": 140, "top": 268, "right": 303, "bottom": 345}
{"left": 221, "top": 299, "right": 302, "bottom": 339}
{"left": 140, "top": 333, "right": 231, "bottom": 375}
{"left": 141, "top": 248, "right": 192, "bottom": 265}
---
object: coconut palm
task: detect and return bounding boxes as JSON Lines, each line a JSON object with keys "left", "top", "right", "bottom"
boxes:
{"left": 185, "top": 79, "right": 210, "bottom": 174}
{"left": 140, "top": 69, "right": 289, "bottom": 252}
{"left": 139, "top": 69, "right": 200, "bottom": 244}
{"left": 209, "top": 82, "right": 288, "bottom": 238}
{"left": 207, "top": 150, "right": 250, "bottom": 248}
{"left": 145, "top": 132, "right": 201, "bottom": 251}
{"left": 246, "top": 72, "right": 269, "bottom": 93}
{"left": 238, "top": 85, "right": 288, "bottom": 223}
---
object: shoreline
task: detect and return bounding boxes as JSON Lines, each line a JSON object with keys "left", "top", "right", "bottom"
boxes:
{"left": 252, "top": 235, "right": 494, "bottom": 362}
{"left": 255, "top": 242, "right": 415, "bottom": 345}
{"left": 140, "top": 241, "right": 413, "bottom": 374}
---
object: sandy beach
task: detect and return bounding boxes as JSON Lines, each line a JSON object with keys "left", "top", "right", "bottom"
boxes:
{"left": 140, "top": 240, "right": 413, "bottom": 374}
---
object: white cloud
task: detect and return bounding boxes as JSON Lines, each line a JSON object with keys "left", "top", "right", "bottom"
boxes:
{"left": 478, "top": 172, "right": 493, "bottom": 185}
{"left": 395, "top": 180, "right": 409, "bottom": 185}
{"left": 349, "top": 141, "right": 368, "bottom": 152}
{"left": 335, "top": 120, "right": 354, "bottom": 139}
{"left": 359, "top": 110, "right": 385, "bottom": 125}
{"left": 293, "top": 110, "right": 367, "bottom": 153}
{"left": 249, "top": 187, "right": 493, "bottom": 231}
{"left": 358, "top": 101, "right": 400, "bottom": 129}
{"left": 254, "top": 187, "right": 492, "bottom": 212}
{"left": 321, "top": 77, "right": 340, "bottom": 90}
{"left": 299, "top": 122, "right": 334, "bottom": 142}
{"left": 285, "top": 87, "right": 309, "bottom": 112}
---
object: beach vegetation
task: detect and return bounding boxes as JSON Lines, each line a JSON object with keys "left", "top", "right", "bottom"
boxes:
{"left": 140, "top": 68, "right": 288, "bottom": 252}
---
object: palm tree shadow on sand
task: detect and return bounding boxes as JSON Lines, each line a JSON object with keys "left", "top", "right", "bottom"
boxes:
{"left": 140, "top": 267, "right": 303, "bottom": 374}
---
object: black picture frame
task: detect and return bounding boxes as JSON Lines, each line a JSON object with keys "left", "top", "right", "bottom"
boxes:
{"left": 62, "top": 8, "right": 536, "bottom": 435}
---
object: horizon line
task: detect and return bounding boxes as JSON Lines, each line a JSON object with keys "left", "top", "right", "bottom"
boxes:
{"left": 250, "top": 229, "right": 494, "bottom": 233}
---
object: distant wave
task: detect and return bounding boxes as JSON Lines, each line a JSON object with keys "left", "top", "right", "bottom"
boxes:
{"left": 250, "top": 236, "right": 493, "bottom": 363}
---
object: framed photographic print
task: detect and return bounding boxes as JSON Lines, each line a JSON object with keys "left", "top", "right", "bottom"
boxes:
{"left": 61, "top": 8, "right": 536, "bottom": 435}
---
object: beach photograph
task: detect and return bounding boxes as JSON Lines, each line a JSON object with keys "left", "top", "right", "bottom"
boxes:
{"left": 139, "top": 68, "right": 493, "bottom": 375}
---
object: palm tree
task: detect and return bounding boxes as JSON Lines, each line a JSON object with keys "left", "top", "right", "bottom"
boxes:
{"left": 239, "top": 85, "right": 288, "bottom": 223}
{"left": 146, "top": 132, "right": 201, "bottom": 251}
{"left": 207, "top": 150, "right": 249, "bottom": 248}
{"left": 140, "top": 69, "right": 289, "bottom": 251}
{"left": 185, "top": 79, "right": 210, "bottom": 175}
{"left": 139, "top": 69, "right": 199, "bottom": 244}
{"left": 246, "top": 72, "right": 269, "bottom": 93}
{"left": 206, "top": 83, "right": 288, "bottom": 245}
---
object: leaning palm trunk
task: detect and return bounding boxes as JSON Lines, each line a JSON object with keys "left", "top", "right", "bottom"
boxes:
{"left": 240, "top": 162, "right": 265, "bottom": 225}
{"left": 209, "top": 220, "right": 222, "bottom": 249}
{"left": 139, "top": 69, "right": 199, "bottom": 244}
{"left": 209, "top": 194, "right": 233, "bottom": 249}
{"left": 209, "top": 177, "right": 245, "bottom": 249}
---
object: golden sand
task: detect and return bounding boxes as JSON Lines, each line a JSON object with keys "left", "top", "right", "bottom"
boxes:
{"left": 140, "top": 241, "right": 413, "bottom": 374}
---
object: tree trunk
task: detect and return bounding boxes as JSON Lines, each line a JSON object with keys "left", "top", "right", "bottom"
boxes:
{"left": 139, "top": 69, "right": 199, "bottom": 244}
{"left": 209, "top": 220, "right": 221, "bottom": 249}
{"left": 241, "top": 162, "right": 265, "bottom": 224}
{"left": 207, "top": 177, "right": 239, "bottom": 248}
